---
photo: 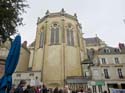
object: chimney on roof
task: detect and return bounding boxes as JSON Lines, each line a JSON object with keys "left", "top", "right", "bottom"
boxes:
{"left": 61, "top": 8, "right": 65, "bottom": 12}
{"left": 22, "top": 41, "right": 27, "bottom": 48}
{"left": 37, "top": 17, "right": 40, "bottom": 23}
{"left": 45, "top": 10, "right": 50, "bottom": 15}
{"left": 74, "top": 13, "right": 77, "bottom": 18}
{"left": 60, "top": 8, "right": 65, "bottom": 15}
{"left": 119, "top": 43, "right": 125, "bottom": 49}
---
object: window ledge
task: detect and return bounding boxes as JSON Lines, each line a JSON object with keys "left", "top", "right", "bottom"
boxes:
{"left": 100, "top": 64, "right": 110, "bottom": 67}
{"left": 49, "top": 43, "right": 61, "bottom": 46}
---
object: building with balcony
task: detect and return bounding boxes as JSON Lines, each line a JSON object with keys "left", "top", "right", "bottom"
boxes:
{"left": 88, "top": 45, "right": 125, "bottom": 93}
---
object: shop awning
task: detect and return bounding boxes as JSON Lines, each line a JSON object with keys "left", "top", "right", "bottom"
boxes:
{"left": 66, "top": 76, "right": 90, "bottom": 84}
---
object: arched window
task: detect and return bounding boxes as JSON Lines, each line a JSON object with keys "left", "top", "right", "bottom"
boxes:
{"left": 39, "top": 26, "right": 44, "bottom": 48}
{"left": 39, "top": 32, "right": 44, "bottom": 48}
{"left": 50, "top": 23, "right": 59, "bottom": 45}
{"left": 67, "top": 24, "right": 74, "bottom": 46}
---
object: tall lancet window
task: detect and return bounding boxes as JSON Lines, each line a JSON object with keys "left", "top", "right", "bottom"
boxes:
{"left": 39, "top": 32, "right": 44, "bottom": 48}
{"left": 39, "top": 26, "right": 44, "bottom": 48}
{"left": 51, "top": 23, "right": 59, "bottom": 45}
{"left": 67, "top": 24, "right": 74, "bottom": 46}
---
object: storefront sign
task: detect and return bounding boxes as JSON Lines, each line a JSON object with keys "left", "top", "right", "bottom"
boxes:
{"left": 96, "top": 81, "right": 105, "bottom": 86}
{"left": 88, "top": 81, "right": 105, "bottom": 86}
{"left": 112, "top": 89, "right": 125, "bottom": 93}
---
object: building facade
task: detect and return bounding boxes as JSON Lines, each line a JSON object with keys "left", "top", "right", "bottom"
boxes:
{"left": 88, "top": 45, "right": 125, "bottom": 93}
{"left": 1, "top": 10, "right": 125, "bottom": 92}
{"left": 31, "top": 9, "right": 86, "bottom": 87}
{"left": 12, "top": 71, "right": 41, "bottom": 87}
{"left": 0, "top": 37, "right": 10, "bottom": 78}
{"left": 0, "top": 48, "right": 8, "bottom": 77}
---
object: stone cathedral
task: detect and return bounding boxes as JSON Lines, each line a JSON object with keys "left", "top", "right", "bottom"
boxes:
{"left": 13, "top": 9, "right": 87, "bottom": 88}
{"left": 32, "top": 9, "right": 84, "bottom": 85}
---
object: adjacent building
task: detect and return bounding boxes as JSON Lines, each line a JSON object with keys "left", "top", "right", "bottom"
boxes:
{"left": 0, "top": 48, "right": 8, "bottom": 77}
{"left": 85, "top": 36, "right": 106, "bottom": 50}
{"left": 86, "top": 41, "right": 125, "bottom": 93}
{"left": 0, "top": 37, "right": 10, "bottom": 77}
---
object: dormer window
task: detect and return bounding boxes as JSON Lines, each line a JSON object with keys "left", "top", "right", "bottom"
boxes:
{"left": 114, "top": 48, "right": 120, "bottom": 53}
{"left": 104, "top": 48, "right": 110, "bottom": 53}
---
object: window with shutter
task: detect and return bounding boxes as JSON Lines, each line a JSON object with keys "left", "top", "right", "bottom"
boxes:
{"left": 117, "top": 68, "right": 123, "bottom": 79}
{"left": 104, "top": 69, "right": 110, "bottom": 79}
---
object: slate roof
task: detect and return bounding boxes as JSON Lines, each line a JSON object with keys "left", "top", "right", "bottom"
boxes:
{"left": 98, "top": 46, "right": 125, "bottom": 55}
{"left": 85, "top": 37, "right": 106, "bottom": 46}
{"left": 81, "top": 59, "right": 93, "bottom": 64}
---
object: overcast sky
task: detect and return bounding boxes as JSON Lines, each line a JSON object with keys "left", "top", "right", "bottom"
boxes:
{"left": 18, "top": 0, "right": 125, "bottom": 47}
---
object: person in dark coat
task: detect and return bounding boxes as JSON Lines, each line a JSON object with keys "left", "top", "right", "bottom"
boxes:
{"left": 24, "top": 85, "right": 36, "bottom": 93}
{"left": 14, "top": 80, "right": 26, "bottom": 93}
{"left": 24, "top": 85, "right": 30, "bottom": 93}
{"left": 103, "top": 90, "right": 107, "bottom": 93}
{"left": 41, "top": 84, "right": 48, "bottom": 93}
{"left": 59, "top": 88, "right": 63, "bottom": 93}
{"left": 10, "top": 85, "right": 16, "bottom": 93}
{"left": 87, "top": 88, "right": 91, "bottom": 93}
{"left": 53, "top": 87, "right": 59, "bottom": 93}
